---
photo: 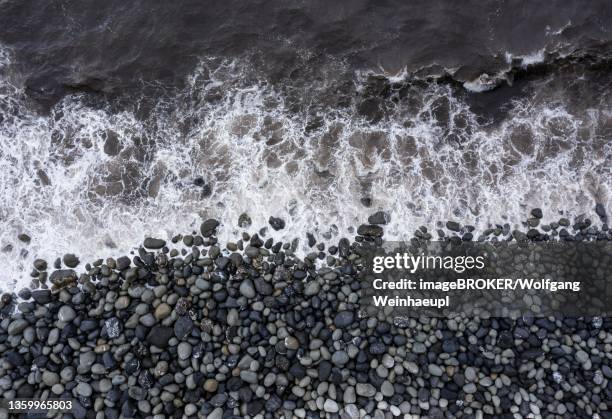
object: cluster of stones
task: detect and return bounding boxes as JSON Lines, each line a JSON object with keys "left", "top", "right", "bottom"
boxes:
{"left": 0, "top": 207, "right": 610, "bottom": 418}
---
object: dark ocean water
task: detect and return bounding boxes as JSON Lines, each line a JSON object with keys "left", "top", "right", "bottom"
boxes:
{"left": 0, "top": 0, "right": 611, "bottom": 288}
{"left": 1, "top": 0, "right": 612, "bottom": 97}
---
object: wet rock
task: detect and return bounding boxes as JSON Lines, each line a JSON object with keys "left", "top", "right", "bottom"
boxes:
{"left": 49, "top": 269, "right": 77, "bottom": 285}
{"left": 531, "top": 208, "right": 543, "bottom": 219}
{"left": 116, "top": 256, "right": 131, "bottom": 270}
{"left": 368, "top": 211, "right": 390, "bottom": 225}
{"left": 446, "top": 221, "right": 461, "bottom": 231}
{"left": 18, "top": 233, "right": 31, "bottom": 243}
{"left": 33, "top": 259, "right": 47, "bottom": 271}
{"left": 143, "top": 238, "right": 165, "bottom": 249}
{"left": 200, "top": 219, "right": 220, "bottom": 237}
{"left": 63, "top": 253, "right": 80, "bottom": 268}
{"left": 238, "top": 213, "right": 252, "bottom": 228}
{"left": 595, "top": 203, "right": 607, "bottom": 221}
{"left": 268, "top": 216, "right": 286, "bottom": 231}
{"left": 31, "top": 289, "right": 52, "bottom": 304}
{"left": 356, "top": 224, "right": 383, "bottom": 237}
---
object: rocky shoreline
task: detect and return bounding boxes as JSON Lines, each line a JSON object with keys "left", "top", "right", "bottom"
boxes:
{"left": 1, "top": 208, "right": 611, "bottom": 418}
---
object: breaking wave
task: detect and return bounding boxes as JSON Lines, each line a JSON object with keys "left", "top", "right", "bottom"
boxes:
{"left": 1, "top": 49, "right": 611, "bottom": 289}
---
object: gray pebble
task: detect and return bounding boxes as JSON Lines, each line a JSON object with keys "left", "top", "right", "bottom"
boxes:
{"left": 304, "top": 281, "right": 320, "bottom": 296}
{"left": 42, "top": 371, "right": 60, "bottom": 386}
{"left": 381, "top": 380, "right": 394, "bottom": 397}
{"left": 356, "top": 383, "right": 376, "bottom": 397}
{"left": 343, "top": 386, "right": 356, "bottom": 403}
{"left": 7, "top": 319, "right": 28, "bottom": 335}
{"left": 428, "top": 364, "right": 444, "bottom": 377}
{"left": 463, "top": 383, "right": 477, "bottom": 394}
{"left": 575, "top": 350, "right": 589, "bottom": 364}
{"left": 331, "top": 350, "right": 349, "bottom": 366}
{"left": 240, "top": 370, "right": 258, "bottom": 384}
{"left": 75, "top": 382, "right": 92, "bottom": 397}
{"left": 58, "top": 305, "right": 76, "bottom": 322}
{"left": 412, "top": 342, "right": 426, "bottom": 354}
{"left": 178, "top": 342, "right": 192, "bottom": 360}
{"left": 323, "top": 399, "right": 339, "bottom": 413}
{"left": 239, "top": 279, "right": 256, "bottom": 298}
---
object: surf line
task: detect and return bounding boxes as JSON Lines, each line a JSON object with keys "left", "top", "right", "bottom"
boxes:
{"left": 372, "top": 294, "right": 450, "bottom": 308}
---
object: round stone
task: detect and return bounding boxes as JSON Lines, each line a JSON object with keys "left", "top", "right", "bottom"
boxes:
{"left": 381, "top": 380, "right": 394, "bottom": 397}
{"left": 333, "top": 311, "right": 354, "bottom": 328}
{"left": 76, "top": 382, "right": 92, "bottom": 397}
{"left": 42, "top": 371, "right": 60, "bottom": 387}
{"left": 51, "top": 384, "right": 64, "bottom": 395}
{"left": 239, "top": 279, "right": 256, "bottom": 299}
{"left": 204, "top": 379, "right": 218, "bottom": 393}
{"left": 343, "top": 387, "right": 356, "bottom": 403}
{"left": 428, "top": 364, "right": 444, "bottom": 377}
{"left": 284, "top": 336, "right": 299, "bottom": 351}
{"left": 344, "top": 404, "right": 359, "bottom": 419}
{"left": 331, "top": 350, "right": 349, "bottom": 366}
{"left": 177, "top": 342, "right": 192, "bottom": 360}
{"left": 575, "top": 350, "right": 589, "bottom": 364}
{"left": 464, "top": 367, "right": 477, "bottom": 382}
{"left": 463, "top": 383, "right": 477, "bottom": 394}
{"left": 58, "top": 306, "right": 76, "bottom": 322}
{"left": 412, "top": 342, "right": 426, "bottom": 354}
{"left": 63, "top": 253, "right": 80, "bottom": 268}
{"left": 304, "top": 281, "right": 320, "bottom": 296}
{"left": 79, "top": 352, "right": 96, "bottom": 369}
{"left": 323, "top": 399, "right": 339, "bottom": 413}
{"left": 7, "top": 319, "right": 28, "bottom": 335}
{"left": 356, "top": 383, "right": 376, "bottom": 397}
{"left": 154, "top": 303, "right": 171, "bottom": 320}
{"left": 227, "top": 309, "right": 239, "bottom": 327}
{"left": 114, "top": 296, "right": 130, "bottom": 310}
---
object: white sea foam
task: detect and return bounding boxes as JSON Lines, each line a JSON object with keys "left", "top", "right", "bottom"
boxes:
{"left": 462, "top": 73, "right": 505, "bottom": 92}
{"left": 546, "top": 21, "right": 573, "bottom": 36}
{"left": 383, "top": 67, "right": 410, "bottom": 84}
{"left": 0, "top": 51, "right": 610, "bottom": 291}
{"left": 504, "top": 49, "right": 547, "bottom": 67}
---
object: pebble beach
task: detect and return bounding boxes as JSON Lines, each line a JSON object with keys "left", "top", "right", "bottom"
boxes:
{"left": 1, "top": 208, "right": 610, "bottom": 418}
